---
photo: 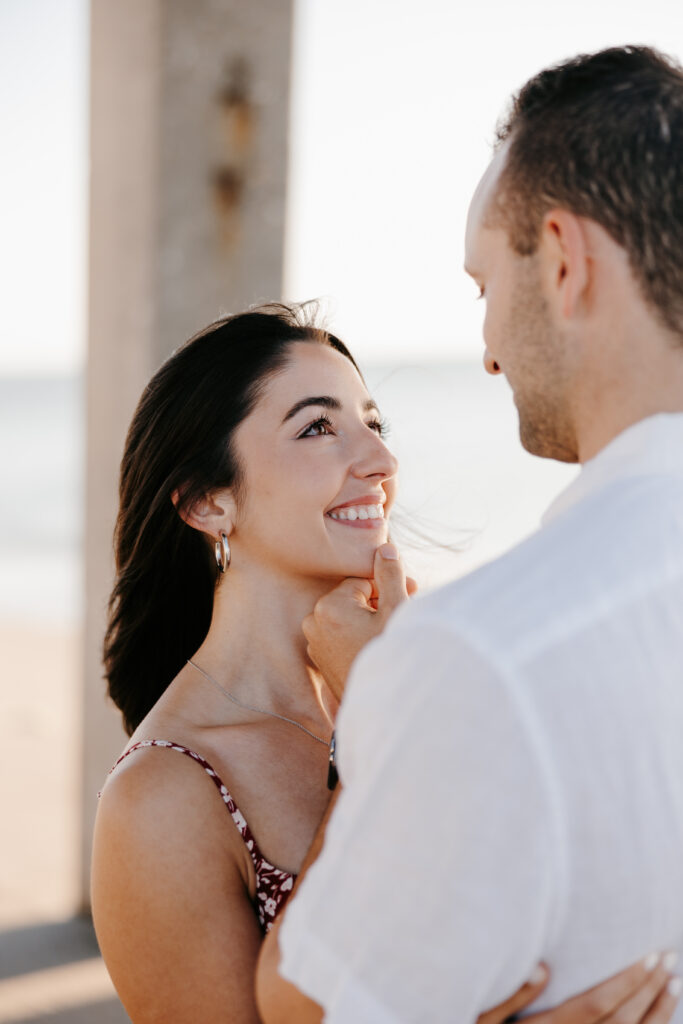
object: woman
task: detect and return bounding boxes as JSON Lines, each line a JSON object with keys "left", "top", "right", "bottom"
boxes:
{"left": 92, "top": 304, "right": 679, "bottom": 1023}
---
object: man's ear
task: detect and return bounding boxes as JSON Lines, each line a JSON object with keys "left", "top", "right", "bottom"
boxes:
{"left": 539, "top": 209, "right": 590, "bottom": 320}
{"left": 170, "top": 487, "right": 236, "bottom": 539}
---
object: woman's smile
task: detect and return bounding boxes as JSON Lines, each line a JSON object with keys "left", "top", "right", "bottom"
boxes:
{"left": 326, "top": 494, "right": 387, "bottom": 528}
{"left": 226, "top": 341, "right": 397, "bottom": 579}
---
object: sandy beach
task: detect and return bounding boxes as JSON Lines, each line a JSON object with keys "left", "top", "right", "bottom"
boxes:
{"left": 1, "top": 622, "right": 81, "bottom": 929}
{"left": 0, "top": 621, "right": 129, "bottom": 1022}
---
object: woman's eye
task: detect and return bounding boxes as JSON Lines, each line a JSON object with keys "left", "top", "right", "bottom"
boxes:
{"left": 368, "top": 417, "right": 390, "bottom": 438}
{"left": 299, "top": 416, "right": 334, "bottom": 438}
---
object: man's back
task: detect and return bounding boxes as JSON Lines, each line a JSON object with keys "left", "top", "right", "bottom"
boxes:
{"left": 279, "top": 413, "right": 683, "bottom": 1022}
{"left": 427, "top": 413, "right": 683, "bottom": 1012}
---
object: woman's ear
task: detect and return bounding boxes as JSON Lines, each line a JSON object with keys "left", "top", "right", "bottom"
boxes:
{"left": 170, "top": 487, "right": 236, "bottom": 539}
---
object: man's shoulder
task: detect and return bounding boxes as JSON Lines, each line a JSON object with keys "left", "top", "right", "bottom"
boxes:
{"left": 398, "top": 470, "right": 683, "bottom": 662}
{"left": 402, "top": 522, "right": 571, "bottom": 639}
{"left": 397, "top": 498, "right": 624, "bottom": 657}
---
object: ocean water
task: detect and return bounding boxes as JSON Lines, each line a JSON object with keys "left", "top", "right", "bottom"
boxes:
{"left": 0, "top": 375, "right": 84, "bottom": 623}
{"left": 0, "top": 366, "right": 577, "bottom": 623}
{"left": 365, "top": 362, "right": 578, "bottom": 584}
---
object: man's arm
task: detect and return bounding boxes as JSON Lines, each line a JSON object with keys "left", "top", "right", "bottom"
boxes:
{"left": 256, "top": 792, "right": 340, "bottom": 1024}
{"left": 256, "top": 615, "right": 559, "bottom": 1023}
{"left": 256, "top": 545, "right": 412, "bottom": 1022}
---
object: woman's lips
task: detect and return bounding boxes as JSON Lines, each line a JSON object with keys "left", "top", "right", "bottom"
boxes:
{"left": 326, "top": 502, "right": 387, "bottom": 529}
{"left": 326, "top": 515, "right": 387, "bottom": 530}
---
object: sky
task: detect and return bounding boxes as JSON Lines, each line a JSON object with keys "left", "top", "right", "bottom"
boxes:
{"left": 0, "top": 0, "right": 87, "bottom": 375}
{"left": 286, "top": 0, "right": 683, "bottom": 362}
{"left": 1, "top": 0, "right": 682, "bottom": 373}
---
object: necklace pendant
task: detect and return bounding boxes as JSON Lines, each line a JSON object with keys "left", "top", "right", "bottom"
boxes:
{"left": 327, "top": 732, "right": 338, "bottom": 791}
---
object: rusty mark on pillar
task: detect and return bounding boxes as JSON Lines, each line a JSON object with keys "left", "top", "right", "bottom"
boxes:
{"left": 213, "top": 56, "right": 255, "bottom": 243}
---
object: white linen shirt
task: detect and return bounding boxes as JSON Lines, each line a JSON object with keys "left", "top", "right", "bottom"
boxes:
{"left": 279, "top": 413, "right": 683, "bottom": 1024}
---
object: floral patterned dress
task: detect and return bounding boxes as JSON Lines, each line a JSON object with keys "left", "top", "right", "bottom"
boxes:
{"left": 105, "top": 739, "right": 296, "bottom": 933}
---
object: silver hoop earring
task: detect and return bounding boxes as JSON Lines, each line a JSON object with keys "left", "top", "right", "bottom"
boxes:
{"left": 215, "top": 531, "right": 231, "bottom": 573}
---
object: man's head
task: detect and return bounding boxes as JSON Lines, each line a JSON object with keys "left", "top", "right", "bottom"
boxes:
{"left": 466, "top": 46, "right": 683, "bottom": 463}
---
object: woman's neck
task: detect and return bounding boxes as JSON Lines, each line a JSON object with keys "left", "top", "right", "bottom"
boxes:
{"left": 191, "top": 564, "right": 337, "bottom": 723}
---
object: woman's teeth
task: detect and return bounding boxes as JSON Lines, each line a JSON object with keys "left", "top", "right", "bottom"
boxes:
{"left": 328, "top": 504, "right": 385, "bottom": 522}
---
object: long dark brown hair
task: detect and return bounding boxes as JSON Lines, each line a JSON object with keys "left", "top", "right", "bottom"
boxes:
{"left": 104, "top": 303, "right": 359, "bottom": 736}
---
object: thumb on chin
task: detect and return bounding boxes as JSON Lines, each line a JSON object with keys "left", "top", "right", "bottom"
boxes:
{"left": 373, "top": 544, "right": 408, "bottom": 614}
{"left": 378, "top": 542, "right": 399, "bottom": 561}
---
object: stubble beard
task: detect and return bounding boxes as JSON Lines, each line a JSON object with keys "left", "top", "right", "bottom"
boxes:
{"left": 507, "top": 259, "right": 580, "bottom": 464}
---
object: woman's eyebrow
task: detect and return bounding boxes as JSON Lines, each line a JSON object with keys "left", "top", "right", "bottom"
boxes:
{"left": 281, "top": 396, "right": 379, "bottom": 424}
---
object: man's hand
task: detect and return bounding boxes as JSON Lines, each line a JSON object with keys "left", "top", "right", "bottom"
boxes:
{"left": 302, "top": 543, "right": 414, "bottom": 702}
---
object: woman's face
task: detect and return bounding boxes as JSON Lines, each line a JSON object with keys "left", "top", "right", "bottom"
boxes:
{"left": 228, "top": 341, "right": 398, "bottom": 581}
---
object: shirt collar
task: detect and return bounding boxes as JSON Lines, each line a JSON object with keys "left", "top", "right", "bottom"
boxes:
{"left": 542, "top": 413, "right": 683, "bottom": 527}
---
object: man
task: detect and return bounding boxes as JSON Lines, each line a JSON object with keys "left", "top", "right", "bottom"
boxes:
{"left": 257, "top": 46, "right": 683, "bottom": 1022}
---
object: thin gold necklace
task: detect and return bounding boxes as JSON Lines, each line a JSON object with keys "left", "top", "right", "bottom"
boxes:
{"left": 187, "top": 659, "right": 331, "bottom": 747}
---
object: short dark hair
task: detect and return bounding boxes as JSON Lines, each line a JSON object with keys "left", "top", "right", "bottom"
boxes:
{"left": 491, "top": 46, "right": 683, "bottom": 337}
{"left": 104, "top": 302, "right": 360, "bottom": 736}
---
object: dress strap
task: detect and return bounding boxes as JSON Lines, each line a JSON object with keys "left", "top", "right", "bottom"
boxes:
{"left": 104, "top": 738, "right": 296, "bottom": 933}
{"left": 105, "top": 739, "right": 260, "bottom": 856}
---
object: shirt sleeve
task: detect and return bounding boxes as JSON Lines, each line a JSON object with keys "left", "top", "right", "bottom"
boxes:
{"left": 278, "top": 609, "right": 564, "bottom": 1023}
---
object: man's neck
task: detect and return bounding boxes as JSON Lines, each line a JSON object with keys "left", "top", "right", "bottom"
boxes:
{"left": 575, "top": 341, "right": 683, "bottom": 463}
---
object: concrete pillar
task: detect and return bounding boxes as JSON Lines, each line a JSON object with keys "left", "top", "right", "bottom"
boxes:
{"left": 83, "top": 0, "right": 294, "bottom": 906}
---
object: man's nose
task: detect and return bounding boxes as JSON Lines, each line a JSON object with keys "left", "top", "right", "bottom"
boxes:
{"left": 483, "top": 349, "right": 502, "bottom": 375}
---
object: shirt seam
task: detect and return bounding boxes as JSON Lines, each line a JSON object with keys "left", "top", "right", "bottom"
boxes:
{"left": 506, "top": 562, "right": 683, "bottom": 667}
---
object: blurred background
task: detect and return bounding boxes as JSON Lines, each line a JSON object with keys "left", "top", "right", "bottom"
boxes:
{"left": 1, "top": 0, "right": 681, "bottom": 1019}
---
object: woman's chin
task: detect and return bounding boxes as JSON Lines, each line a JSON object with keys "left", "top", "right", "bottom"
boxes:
{"left": 318, "top": 525, "right": 391, "bottom": 580}
{"left": 330, "top": 549, "right": 379, "bottom": 581}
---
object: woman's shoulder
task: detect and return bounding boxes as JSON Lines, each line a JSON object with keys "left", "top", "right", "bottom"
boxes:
{"left": 100, "top": 738, "right": 199, "bottom": 805}
{"left": 96, "top": 737, "right": 249, "bottom": 873}
{"left": 92, "top": 737, "right": 265, "bottom": 1021}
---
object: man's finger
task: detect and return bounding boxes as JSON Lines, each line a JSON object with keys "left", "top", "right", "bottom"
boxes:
{"left": 334, "top": 577, "right": 375, "bottom": 607}
{"left": 373, "top": 544, "right": 409, "bottom": 617}
{"left": 302, "top": 613, "right": 316, "bottom": 644}
{"left": 317, "top": 577, "right": 374, "bottom": 613}
{"left": 302, "top": 579, "right": 374, "bottom": 642}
